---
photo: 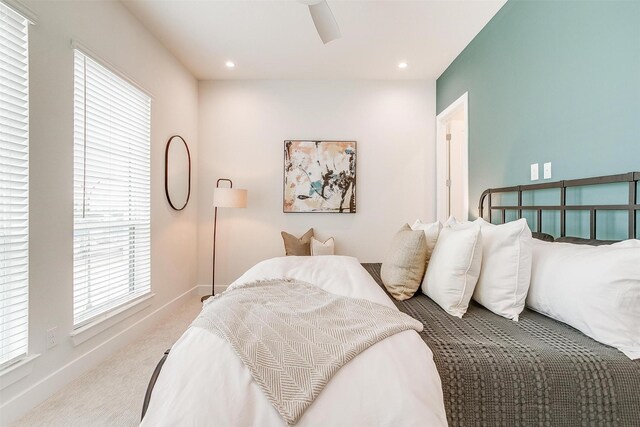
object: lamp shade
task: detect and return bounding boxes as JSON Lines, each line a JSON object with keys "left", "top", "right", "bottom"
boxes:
{"left": 214, "top": 187, "right": 247, "bottom": 208}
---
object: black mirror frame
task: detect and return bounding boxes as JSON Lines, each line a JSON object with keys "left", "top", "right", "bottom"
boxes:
{"left": 164, "top": 135, "right": 191, "bottom": 211}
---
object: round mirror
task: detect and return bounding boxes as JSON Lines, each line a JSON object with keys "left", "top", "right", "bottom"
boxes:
{"left": 165, "top": 135, "right": 191, "bottom": 211}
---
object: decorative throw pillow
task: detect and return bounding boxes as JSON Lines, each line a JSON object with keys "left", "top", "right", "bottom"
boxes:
{"left": 381, "top": 224, "right": 428, "bottom": 301}
{"left": 311, "top": 237, "right": 335, "bottom": 256}
{"left": 410, "top": 219, "right": 442, "bottom": 261}
{"left": 422, "top": 223, "right": 483, "bottom": 318}
{"left": 281, "top": 228, "right": 314, "bottom": 256}
{"left": 444, "top": 215, "right": 467, "bottom": 227}
{"left": 472, "top": 218, "right": 533, "bottom": 321}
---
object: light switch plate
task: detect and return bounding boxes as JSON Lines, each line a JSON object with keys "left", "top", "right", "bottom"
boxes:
{"left": 544, "top": 162, "right": 552, "bottom": 179}
{"left": 530, "top": 163, "right": 539, "bottom": 181}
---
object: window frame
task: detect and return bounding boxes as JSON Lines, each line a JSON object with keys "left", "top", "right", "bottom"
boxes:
{"left": 0, "top": 1, "right": 31, "bottom": 370}
{"left": 72, "top": 46, "right": 152, "bottom": 329}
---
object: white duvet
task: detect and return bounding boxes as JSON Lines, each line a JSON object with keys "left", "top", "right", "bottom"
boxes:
{"left": 141, "top": 256, "right": 447, "bottom": 427}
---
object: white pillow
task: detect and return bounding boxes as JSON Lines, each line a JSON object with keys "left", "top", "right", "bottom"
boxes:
{"left": 473, "top": 218, "right": 533, "bottom": 321}
{"left": 422, "top": 224, "right": 483, "bottom": 318}
{"left": 410, "top": 219, "right": 442, "bottom": 260}
{"left": 445, "top": 216, "right": 478, "bottom": 231}
{"left": 527, "top": 240, "right": 640, "bottom": 359}
{"left": 310, "top": 237, "right": 335, "bottom": 256}
{"left": 614, "top": 239, "right": 640, "bottom": 248}
{"left": 444, "top": 215, "right": 465, "bottom": 227}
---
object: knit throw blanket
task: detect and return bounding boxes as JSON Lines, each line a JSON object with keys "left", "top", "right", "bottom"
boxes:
{"left": 191, "top": 279, "right": 423, "bottom": 425}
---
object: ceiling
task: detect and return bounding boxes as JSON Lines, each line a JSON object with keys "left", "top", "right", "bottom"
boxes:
{"left": 122, "top": 0, "right": 506, "bottom": 80}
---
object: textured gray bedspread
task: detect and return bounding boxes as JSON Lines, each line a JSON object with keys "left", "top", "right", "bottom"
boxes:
{"left": 362, "top": 263, "right": 640, "bottom": 427}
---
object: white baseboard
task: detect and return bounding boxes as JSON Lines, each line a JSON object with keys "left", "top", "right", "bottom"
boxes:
{"left": 197, "top": 284, "right": 228, "bottom": 296}
{"left": 0, "top": 285, "right": 199, "bottom": 427}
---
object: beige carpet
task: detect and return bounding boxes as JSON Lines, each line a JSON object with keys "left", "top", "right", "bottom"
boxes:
{"left": 13, "top": 296, "right": 202, "bottom": 427}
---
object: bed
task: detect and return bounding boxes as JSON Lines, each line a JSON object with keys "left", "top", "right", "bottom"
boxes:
{"left": 364, "top": 263, "right": 640, "bottom": 426}
{"left": 140, "top": 256, "right": 448, "bottom": 426}
{"left": 142, "top": 172, "right": 640, "bottom": 426}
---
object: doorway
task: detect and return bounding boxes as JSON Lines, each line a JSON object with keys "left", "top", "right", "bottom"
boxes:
{"left": 436, "top": 92, "right": 469, "bottom": 222}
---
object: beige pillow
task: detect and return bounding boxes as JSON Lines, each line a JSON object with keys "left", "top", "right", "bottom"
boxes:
{"left": 410, "top": 219, "right": 442, "bottom": 261}
{"left": 381, "top": 224, "right": 428, "bottom": 301}
{"left": 311, "top": 237, "right": 335, "bottom": 256}
{"left": 281, "top": 228, "right": 314, "bottom": 256}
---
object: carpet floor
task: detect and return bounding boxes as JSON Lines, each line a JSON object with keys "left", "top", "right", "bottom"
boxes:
{"left": 13, "top": 296, "right": 202, "bottom": 427}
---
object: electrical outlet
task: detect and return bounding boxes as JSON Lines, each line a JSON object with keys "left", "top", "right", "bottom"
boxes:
{"left": 544, "top": 162, "right": 552, "bottom": 179}
{"left": 530, "top": 163, "right": 539, "bottom": 181}
{"left": 46, "top": 327, "right": 58, "bottom": 349}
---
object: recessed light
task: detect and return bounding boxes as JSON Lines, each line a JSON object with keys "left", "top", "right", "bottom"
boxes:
{"left": 225, "top": 61, "right": 235, "bottom": 68}
{"left": 398, "top": 62, "right": 408, "bottom": 69}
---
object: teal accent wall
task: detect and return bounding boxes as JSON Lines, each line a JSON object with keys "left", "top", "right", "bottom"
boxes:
{"left": 436, "top": 0, "right": 640, "bottom": 239}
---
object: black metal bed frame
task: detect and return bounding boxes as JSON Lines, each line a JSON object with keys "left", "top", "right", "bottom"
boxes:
{"left": 140, "top": 172, "right": 638, "bottom": 420}
{"left": 478, "top": 172, "right": 640, "bottom": 240}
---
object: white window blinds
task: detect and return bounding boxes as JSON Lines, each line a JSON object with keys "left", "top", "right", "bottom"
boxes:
{"left": 73, "top": 49, "right": 151, "bottom": 328}
{"left": 0, "top": 2, "right": 29, "bottom": 368}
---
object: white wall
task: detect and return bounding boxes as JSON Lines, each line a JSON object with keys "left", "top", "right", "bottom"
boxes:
{"left": 0, "top": 0, "right": 198, "bottom": 423}
{"left": 197, "top": 80, "right": 436, "bottom": 291}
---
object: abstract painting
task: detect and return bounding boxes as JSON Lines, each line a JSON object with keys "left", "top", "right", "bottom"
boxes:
{"left": 284, "top": 140, "right": 356, "bottom": 213}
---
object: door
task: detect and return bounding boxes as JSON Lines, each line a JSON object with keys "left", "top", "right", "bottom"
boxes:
{"left": 436, "top": 92, "right": 469, "bottom": 222}
{"left": 447, "top": 120, "right": 466, "bottom": 220}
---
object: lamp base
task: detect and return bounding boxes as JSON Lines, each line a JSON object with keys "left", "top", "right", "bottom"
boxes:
{"left": 200, "top": 295, "right": 213, "bottom": 303}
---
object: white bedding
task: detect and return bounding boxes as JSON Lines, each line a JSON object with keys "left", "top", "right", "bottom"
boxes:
{"left": 141, "top": 256, "right": 447, "bottom": 427}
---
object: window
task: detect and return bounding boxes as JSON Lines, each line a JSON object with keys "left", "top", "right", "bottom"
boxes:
{"left": 0, "top": 2, "right": 29, "bottom": 368}
{"left": 73, "top": 49, "right": 151, "bottom": 328}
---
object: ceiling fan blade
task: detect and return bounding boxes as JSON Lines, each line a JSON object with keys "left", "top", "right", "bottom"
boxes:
{"left": 308, "top": 0, "right": 341, "bottom": 44}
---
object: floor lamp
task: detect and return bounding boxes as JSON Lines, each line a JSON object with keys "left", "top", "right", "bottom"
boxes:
{"left": 201, "top": 178, "right": 247, "bottom": 302}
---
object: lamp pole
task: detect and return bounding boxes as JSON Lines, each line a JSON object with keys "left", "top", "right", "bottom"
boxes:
{"left": 201, "top": 178, "right": 233, "bottom": 302}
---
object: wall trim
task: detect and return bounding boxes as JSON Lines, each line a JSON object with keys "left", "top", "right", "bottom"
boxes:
{"left": 0, "top": 285, "right": 198, "bottom": 426}
{"left": 1, "top": 0, "right": 38, "bottom": 25}
{"left": 71, "top": 39, "right": 155, "bottom": 100}
{"left": 0, "top": 354, "right": 40, "bottom": 391}
{"left": 70, "top": 293, "right": 155, "bottom": 346}
{"left": 197, "top": 284, "right": 228, "bottom": 296}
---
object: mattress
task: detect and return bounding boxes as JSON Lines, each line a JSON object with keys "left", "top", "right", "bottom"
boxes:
{"left": 362, "top": 263, "right": 640, "bottom": 427}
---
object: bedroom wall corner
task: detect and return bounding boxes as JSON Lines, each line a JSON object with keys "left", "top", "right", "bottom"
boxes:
{"left": 0, "top": 1, "right": 199, "bottom": 424}
{"left": 435, "top": 0, "right": 640, "bottom": 239}
{"left": 196, "top": 80, "right": 436, "bottom": 291}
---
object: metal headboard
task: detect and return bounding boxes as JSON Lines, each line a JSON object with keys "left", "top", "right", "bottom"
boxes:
{"left": 478, "top": 172, "right": 640, "bottom": 239}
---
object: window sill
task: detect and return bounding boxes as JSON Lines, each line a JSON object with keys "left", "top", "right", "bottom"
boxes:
{"left": 70, "top": 293, "right": 155, "bottom": 346}
{"left": 0, "top": 354, "right": 40, "bottom": 390}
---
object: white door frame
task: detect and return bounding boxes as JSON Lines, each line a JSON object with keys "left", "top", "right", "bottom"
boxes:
{"left": 436, "top": 92, "right": 469, "bottom": 222}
